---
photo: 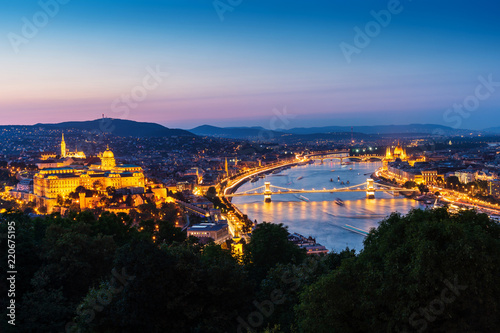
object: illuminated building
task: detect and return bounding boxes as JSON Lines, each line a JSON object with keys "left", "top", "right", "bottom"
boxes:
{"left": 386, "top": 164, "right": 443, "bottom": 186}
{"left": 455, "top": 170, "right": 476, "bottom": 184}
{"left": 60, "top": 133, "right": 86, "bottom": 159}
{"left": 99, "top": 146, "right": 117, "bottom": 170}
{"left": 187, "top": 223, "right": 229, "bottom": 244}
{"left": 384, "top": 141, "right": 425, "bottom": 170}
{"left": 33, "top": 142, "right": 145, "bottom": 210}
{"left": 385, "top": 141, "right": 408, "bottom": 161}
{"left": 40, "top": 152, "right": 57, "bottom": 160}
{"left": 421, "top": 170, "right": 440, "bottom": 184}
{"left": 488, "top": 180, "right": 500, "bottom": 198}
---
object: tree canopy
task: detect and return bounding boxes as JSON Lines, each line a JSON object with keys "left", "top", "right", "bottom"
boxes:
{"left": 297, "top": 208, "right": 500, "bottom": 333}
{"left": 1, "top": 208, "right": 499, "bottom": 332}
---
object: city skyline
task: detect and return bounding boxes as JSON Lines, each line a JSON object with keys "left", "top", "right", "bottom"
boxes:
{"left": 2, "top": 2, "right": 500, "bottom": 331}
{"left": 1, "top": 0, "right": 499, "bottom": 129}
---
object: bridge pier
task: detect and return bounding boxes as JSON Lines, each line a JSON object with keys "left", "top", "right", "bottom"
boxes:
{"left": 366, "top": 179, "right": 375, "bottom": 199}
{"left": 264, "top": 182, "right": 272, "bottom": 203}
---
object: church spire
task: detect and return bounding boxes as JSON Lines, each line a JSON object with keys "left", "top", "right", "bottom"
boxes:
{"left": 61, "top": 133, "right": 66, "bottom": 158}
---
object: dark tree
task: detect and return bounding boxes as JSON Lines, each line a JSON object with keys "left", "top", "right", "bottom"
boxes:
{"left": 297, "top": 209, "right": 500, "bottom": 333}
{"left": 404, "top": 181, "right": 417, "bottom": 189}
{"left": 244, "top": 222, "right": 306, "bottom": 282}
{"left": 74, "top": 241, "right": 254, "bottom": 333}
{"left": 206, "top": 186, "right": 217, "bottom": 199}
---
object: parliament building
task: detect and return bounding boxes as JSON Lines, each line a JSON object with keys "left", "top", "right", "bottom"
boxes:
{"left": 33, "top": 134, "right": 145, "bottom": 208}
{"left": 385, "top": 142, "right": 408, "bottom": 161}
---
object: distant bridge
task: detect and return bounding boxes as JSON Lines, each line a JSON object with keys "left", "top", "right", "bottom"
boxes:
{"left": 347, "top": 155, "right": 385, "bottom": 161}
{"left": 225, "top": 179, "right": 415, "bottom": 202}
{"left": 304, "top": 150, "right": 349, "bottom": 160}
{"left": 303, "top": 150, "right": 384, "bottom": 162}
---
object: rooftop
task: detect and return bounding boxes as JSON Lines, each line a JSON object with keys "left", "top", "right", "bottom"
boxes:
{"left": 188, "top": 223, "right": 227, "bottom": 232}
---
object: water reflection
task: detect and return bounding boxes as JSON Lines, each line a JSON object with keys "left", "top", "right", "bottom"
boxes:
{"left": 233, "top": 161, "right": 422, "bottom": 253}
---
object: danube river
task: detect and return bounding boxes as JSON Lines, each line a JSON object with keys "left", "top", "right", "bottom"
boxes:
{"left": 232, "top": 161, "right": 422, "bottom": 253}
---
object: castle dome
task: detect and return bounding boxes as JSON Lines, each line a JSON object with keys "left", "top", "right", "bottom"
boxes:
{"left": 103, "top": 148, "right": 114, "bottom": 158}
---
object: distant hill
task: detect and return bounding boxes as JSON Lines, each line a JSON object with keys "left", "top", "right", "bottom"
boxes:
{"left": 284, "top": 124, "right": 474, "bottom": 135}
{"left": 189, "top": 125, "right": 284, "bottom": 139}
{"left": 189, "top": 125, "right": 376, "bottom": 142}
{"left": 34, "top": 118, "right": 194, "bottom": 137}
{"left": 189, "top": 123, "right": 478, "bottom": 139}
{"left": 484, "top": 126, "right": 500, "bottom": 134}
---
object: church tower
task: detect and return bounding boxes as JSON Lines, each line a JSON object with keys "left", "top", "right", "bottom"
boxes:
{"left": 61, "top": 133, "right": 66, "bottom": 158}
{"left": 225, "top": 158, "right": 229, "bottom": 177}
{"left": 386, "top": 147, "right": 392, "bottom": 159}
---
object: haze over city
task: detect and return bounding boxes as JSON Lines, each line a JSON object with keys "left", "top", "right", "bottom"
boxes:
{"left": 1, "top": 0, "right": 499, "bottom": 129}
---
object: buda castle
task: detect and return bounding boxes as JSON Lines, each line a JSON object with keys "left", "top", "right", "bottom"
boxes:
{"left": 33, "top": 134, "right": 145, "bottom": 208}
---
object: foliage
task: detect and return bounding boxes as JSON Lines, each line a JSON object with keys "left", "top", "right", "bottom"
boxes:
{"left": 256, "top": 250, "right": 356, "bottom": 332}
{"left": 403, "top": 181, "right": 417, "bottom": 189}
{"left": 245, "top": 222, "right": 307, "bottom": 282}
{"left": 417, "top": 183, "right": 429, "bottom": 194}
{"left": 206, "top": 186, "right": 217, "bottom": 199}
{"left": 75, "top": 240, "right": 254, "bottom": 333}
{"left": 296, "top": 208, "right": 500, "bottom": 333}
{"left": 2, "top": 208, "right": 499, "bottom": 332}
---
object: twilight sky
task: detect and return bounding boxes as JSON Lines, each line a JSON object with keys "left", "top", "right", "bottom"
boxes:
{"left": 1, "top": 0, "right": 499, "bottom": 130}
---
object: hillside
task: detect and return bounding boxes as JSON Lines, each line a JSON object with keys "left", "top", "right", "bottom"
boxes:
{"left": 189, "top": 125, "right": 283, "bottom": 139}
{"left": 189, "top": 123, "right": 478, "bottom": 139}
{"left": 34, "top": 118, "right": 194, "bottom": 137}
{"left": 284, "top": 124, "right": 476, "bottom": 135}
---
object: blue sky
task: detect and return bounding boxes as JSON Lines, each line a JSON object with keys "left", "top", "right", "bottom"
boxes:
{"left": 1, "top": 0, "right": 499, "bottom": 129}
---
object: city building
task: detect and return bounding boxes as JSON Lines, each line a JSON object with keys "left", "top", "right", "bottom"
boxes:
{"left": 187, "top": 223, "right": 230, "bottom": 244}
{"left": 40, "top": 152, "right": 57, "bottom": 160}
{"left": 421, "top": 170, "right": 442, "bottom": 185}
{"left": 32, "top": 137, "right": 145, "bottom": 210}
{"left": 299, "top": 244, "right": 329, "bottom": 255}
{"left": 489, "top": 180, "right": 500, "bottom": 198}
{"left": 60, "top": 133, "right": 86, "bottom": 159}
{"left": 386, "top": 142, "right": 408, "bottom": 161}
{"left": 16, "top": 179, "right": 33, "bottom": 192}
{"left": 387, "top": 161, "right": 423, "bottom": 184}
{"left": 455, "top": 169, "right": 476, "bottom": 184}
{"left": 384, "top": 142, "right": 426, "bottom": 170}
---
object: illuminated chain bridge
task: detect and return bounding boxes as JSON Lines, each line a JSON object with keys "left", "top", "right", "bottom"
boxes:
{"left": 224, "top": 179, "right": 415, "bottom": 202}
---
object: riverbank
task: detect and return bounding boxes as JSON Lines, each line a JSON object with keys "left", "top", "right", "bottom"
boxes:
{"left": 223, "top": 159, "right": 304, "bottom": 196}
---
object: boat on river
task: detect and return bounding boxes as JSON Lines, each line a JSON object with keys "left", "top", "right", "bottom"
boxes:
{"left": 342, "top": 224, "right": 369, "bottom": 236}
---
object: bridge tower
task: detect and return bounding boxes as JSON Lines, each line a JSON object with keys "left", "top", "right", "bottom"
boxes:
{"left": 366, "top": 179, "right": 375, "bottom": 199}
{"left": 264, "top": 182, "right": 272, "bottom": 203}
